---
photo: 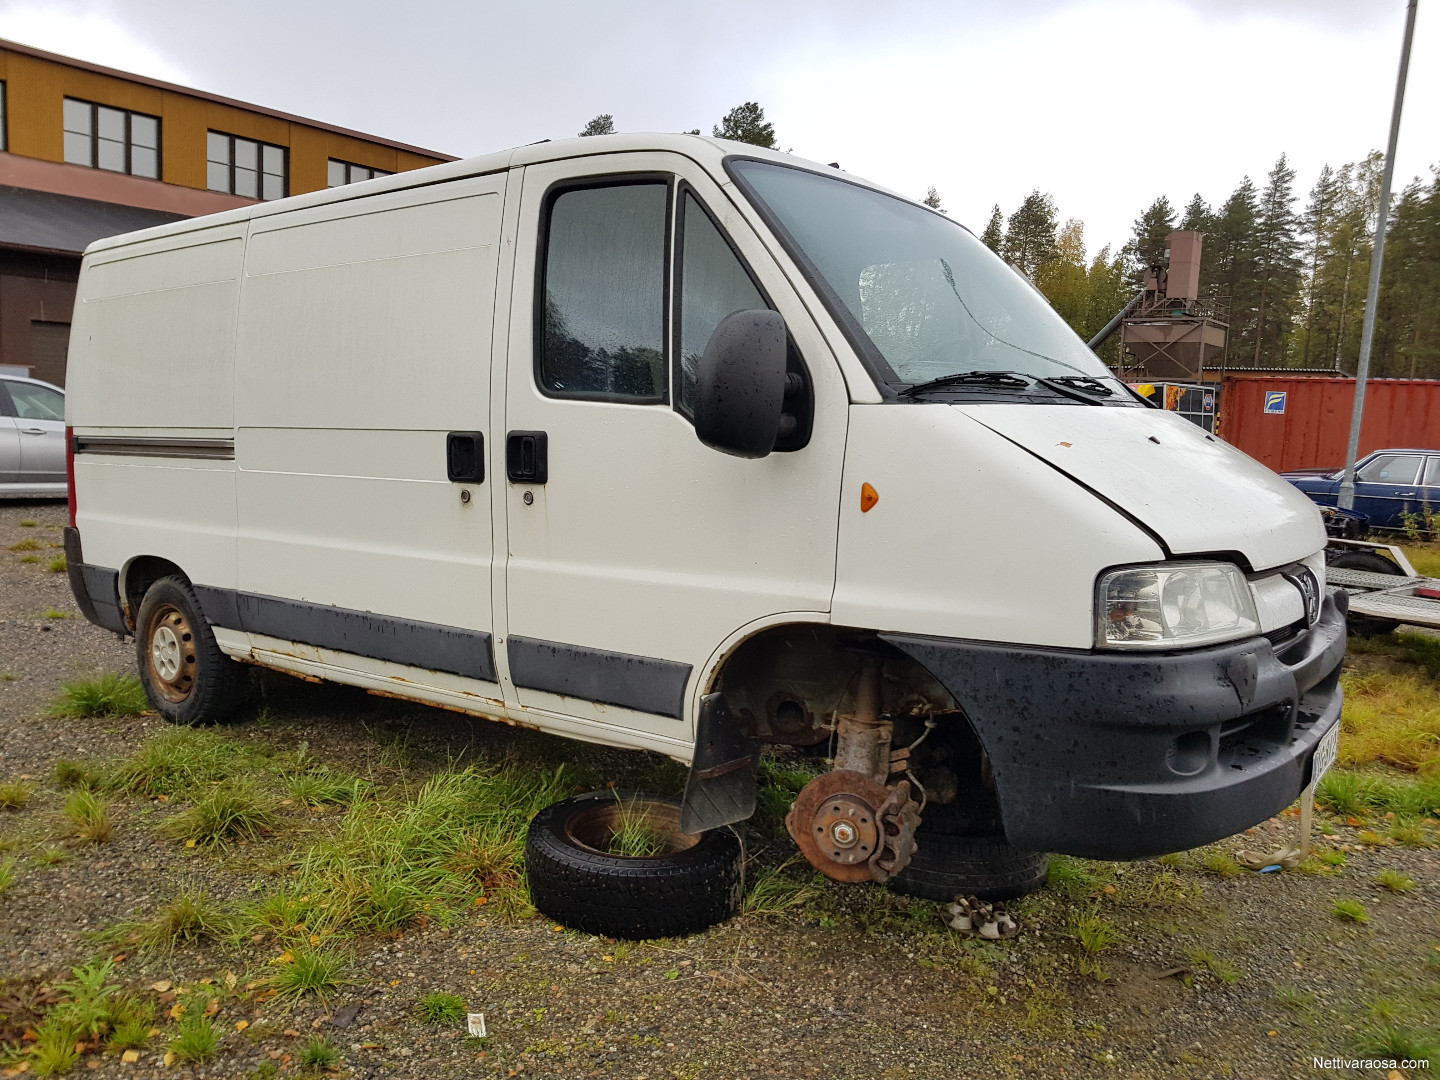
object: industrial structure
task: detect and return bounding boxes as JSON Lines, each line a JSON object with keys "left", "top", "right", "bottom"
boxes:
{"left": 1116, "top": 230, "right": 1229, "bottom": 383}
{"left": 0, "top": 38, "right": 453, "bottom": 386}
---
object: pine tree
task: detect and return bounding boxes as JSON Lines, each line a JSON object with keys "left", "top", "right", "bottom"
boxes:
{"left": 922, "top": 186, "right": 943, "bottom": 211}
{"left": 980, "top": 205, "right": 1004, "bottom": 253}
{"left": 578, "top": 114, "right": 615, "bottom": 137}
{"left": 1131, "top": 196, "right": 1177, "bottom": 278}
{"left": 1250, "top": 155, "right": 1303, "bottom": 365}
{"left": 712, "top": 102, "right": 776, "bottom": 148}
{"left": 1180, "top": 193, "right": 1213, "bottom": 233}
{"left": 1036, "top": 219, "right": 1089, "bottom": 325}
{"left": 1001, "top": 191, "right": 1057, "bottom": 277}
{"left": 1206, "top": 177, "right": 1261, "bottom": 361}
{"left": 1375, "top": 172, "right": 1440, "bottom": 378}
{"left": 1297, "top": 164, "right": 1340, "bottom": 365}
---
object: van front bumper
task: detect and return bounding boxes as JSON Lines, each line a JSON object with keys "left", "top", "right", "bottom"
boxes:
{"left": 881, "top": 590, "right": 1347, "bottom": 860}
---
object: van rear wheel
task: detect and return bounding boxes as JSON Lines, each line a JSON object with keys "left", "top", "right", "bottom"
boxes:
{"left": 887, "top": 831, "right": 1048, "bottom": 903}
{"left": 135, "top": 576, "right": 242, "bottom": 725}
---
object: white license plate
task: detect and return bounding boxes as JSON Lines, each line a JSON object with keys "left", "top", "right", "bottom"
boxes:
{"left": 1310, "top": 723, "right": 1340, "bottom": 789}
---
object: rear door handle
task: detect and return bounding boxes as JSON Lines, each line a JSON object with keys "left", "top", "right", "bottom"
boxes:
{"left": 506, "top": 430, "right": 548, "bottom": 484}
{"left": 1394, "top": 490, "right": 1416, "bottom": 496}
{"left": 21, "top": 428, "right": 45, "bottom": 435}
{"left": 446, "top": 431, "right": 484, "bottom": 484}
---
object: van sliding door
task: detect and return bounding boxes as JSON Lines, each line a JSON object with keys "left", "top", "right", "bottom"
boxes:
{"left": 231, "top": 175, "right": 506, "bottom": 707}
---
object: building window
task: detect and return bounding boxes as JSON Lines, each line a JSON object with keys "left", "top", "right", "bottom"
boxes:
{"left": 207, "top": 132, "right": 287, "bottom": 200}
{"left": 327, "top": 159, "right": 391, "bottom": 187}
{"left": 63, "top": 97, "right": 159, "bottom": 178}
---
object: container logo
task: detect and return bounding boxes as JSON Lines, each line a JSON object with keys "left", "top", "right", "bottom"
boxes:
{"left": 1264, "top": 391, "right": 1287, "bottom": 414}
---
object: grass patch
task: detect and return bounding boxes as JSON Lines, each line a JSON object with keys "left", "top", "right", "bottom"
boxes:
{"left": 7, "top": 538, "right": 42, "bottom": 551}
{"left": 1354, "top": 1023, "right": 1438, "bottom": 1063}
{"left": 753, "top": 759, "right": 820, "bottom": 838}
{"left": 47, "top": 554, "right": 67, "bottom": 573}
{"left": 1046, "top": 854, "right": 1108, "bottom": 898}
{"left": 18, "top": 554, "right": 40, "bottom": 564}
{"left": 1188, "top": 947, "right": 1242, "bottom": 984}
{"left": 1338, "top": 669, "right": 1440, "bottom": 775}
{"left": 169, "top": 1003, "right": 218, "bottom": 1063}
{"left": 265, "top": 945, "right": 351, "bottom": 1001}
{"left": 603, "top": 793, "right": 668, "bottom": 857}
{"left": 287, "top": 768, "right": 364, "bottom": 807}
{"left": 55, "top": 758, "right": 102, "bottom": 789}
{"left": 65, "top": 789, "right": 113, "bottom": 844}
{"left": 18, "top": 518, "right": 37, "bottom": 527}
{"left": 1317, "top": 769, "right": 1440, "bottom": 818}
{"left": 0, "top": 781, "right": 31, "bottom": 810}
{"left": 107, "top": 728, "right": 242, "bottom": 797}
{"left": 50, "top": 672, "right": 149, "bottom": 719}
{"left": 1069, "top": 906, "right": 1120, "bottom": 981}
{"left": 0, "top": 856, "right": 16, "bottom": 894}
{"left": 159, "top": 778, "right": 277, "bottom": 846}
{"left": 416, "top": 991, "right": 468, "bottom": 1025}
{"left": 742, "top": 858, "right": 822, "bottom": 916}
{"left": 1333, "top": 898, "right": 1370, "bottom": 924}
{"left": 275, "top": 762, "right": 570, "bottom": 937}
{"left": 298, "top": 1035, "right": 341, "bottom": 1072}
{"left": 42, "top": 606, "right": 68, "bottom": 619}
{"left": 35, "top": 845, "right": 67, "bottom": 865}
{"left": 1201, "top": 852, "right": 1243, "bottom": 877}
{"left": 106, "top": 889, "right": 237, "bottom": 951}
{"left": 1375, "top": 869, "right": 1416, "bottom": 893}
{"left": 15, "top": 960, "right": 149, "bottom": 1072}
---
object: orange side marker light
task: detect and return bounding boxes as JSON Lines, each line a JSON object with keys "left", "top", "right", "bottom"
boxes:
{"left": 860, "top": 483, "right": 879, "bottom": 513}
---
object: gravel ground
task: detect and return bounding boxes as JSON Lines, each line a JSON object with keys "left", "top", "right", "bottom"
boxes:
{"left": 2, "top": 498, "right": 1437, "bottom": 1080}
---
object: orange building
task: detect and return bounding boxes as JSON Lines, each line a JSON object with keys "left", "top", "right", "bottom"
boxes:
{"left": 0, "top": 37, "right": 454, "bottom": 385}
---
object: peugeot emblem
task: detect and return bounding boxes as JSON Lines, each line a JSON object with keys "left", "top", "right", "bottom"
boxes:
{"left": 1287, "top": 567, "right": 1321, "bottom": 626}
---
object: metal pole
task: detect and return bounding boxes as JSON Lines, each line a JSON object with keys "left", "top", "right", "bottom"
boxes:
{"left": 1339, "top": 0, "right": 1418, "bottom": 509}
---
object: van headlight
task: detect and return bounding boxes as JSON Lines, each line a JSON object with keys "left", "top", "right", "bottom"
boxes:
{"left": 1096, "top": 562, "right": 1260, "bottom": 650}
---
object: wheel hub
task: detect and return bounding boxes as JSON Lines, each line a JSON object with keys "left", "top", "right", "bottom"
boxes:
{"left": 786, "top": 770, "right": 890, "bottom": 883}
{"left": 146, "top": 604, "right": 197, "bottom": 704}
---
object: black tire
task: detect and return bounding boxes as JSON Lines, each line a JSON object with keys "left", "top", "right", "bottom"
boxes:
{"left": 134, "top": 575, "right": 243, "bottom": 725}
{"left": 1327, "top": 550, "right": 1405, "bottom": 576}
{"left": 526, "top": 791, "right": 742, "bottom": 939}
{"left": 887, "top": 832, "right": 1048, "bottom": 903}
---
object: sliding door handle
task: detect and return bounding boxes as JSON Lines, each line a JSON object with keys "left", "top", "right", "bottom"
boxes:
{"left": 506, "top": 430, "right": 548, "bottom": 484}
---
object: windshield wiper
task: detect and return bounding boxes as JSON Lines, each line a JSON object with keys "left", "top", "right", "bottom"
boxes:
{"left": 898, "top": 370, "right": 1034, "bottom": 398}
{"left": 1034, "top": 376, "right": 1106, "bottom": 405}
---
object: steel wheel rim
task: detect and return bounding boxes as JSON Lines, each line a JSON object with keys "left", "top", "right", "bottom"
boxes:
{"left": 146, "top": 604, "right": 197, "bottom": 703}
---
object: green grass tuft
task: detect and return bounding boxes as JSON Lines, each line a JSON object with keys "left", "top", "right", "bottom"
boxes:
{"left": 287, "top": 768, "right": 364, "bottom": 807}
{"left": 416, "top": 991, "right": 468, "bottom": 1025}
{"left": 1188, "top": 947, "right": 1242, "bottom": 984}
{"left": 50, "top": 672, "right": 150, "bottom": 719}
{"left": 42, "top": 606, "right": 69, "bottom": 619}
{"left": 169, "top": 1004, "right": 218, "bottom": 1062}
{"left": 65, "top": 788, "right": 113, "bottom": 844}
{"left": 54, "top": 758, "right": 102, "bottom": 789}
{"left": 0, "top": 781, "right": 31, "bottom": 810}
{"left": 47, "top": 554, "right": 67, "bottom": 573}
{"left": 159, "top": 778, "right": 277, "bottom": 846}
{"left": 8, "top": 537, "right": 42, "bottom": 551}
{"left": 18, "top": 518, "right": 37, "bottom": 527}
{"left": 1046, "top": 854, "right": 1108, "bottom": 897}
{"left": 265, "top": 945, "right": 352, "bottom": 1001}
{"left": 0, "top": 856, "right": 16, "bottom": 893}
{"left": 742, "top": 858, "right": 822, "bottom": 916}
{"left": 106, "top": 888, "right": 237, "bottom": 951}
{"left": 1374, "top": 869, "right": 1416, "bottom": 893}
{"left": 1333, "top": 897, "right": 1370, "bottom": 923}
{"left": 1354, "top": 1023, "right": 1439, "bottom": 1063}
{"left": 604, "top": 792, "right": 668, "bottom": 857}
{"left": 298, "top": 1035, "right": 341, "bottom": 1071}
{"left": 1201, "top": 852, "right": 1244, "bottom": 877}
{"left": 107, "top": 728, "right": 242, "bottom": 797}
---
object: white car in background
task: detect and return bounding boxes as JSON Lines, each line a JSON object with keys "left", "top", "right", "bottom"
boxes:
{"left": 0, "top": 375, "right": 66, "bottom": 498}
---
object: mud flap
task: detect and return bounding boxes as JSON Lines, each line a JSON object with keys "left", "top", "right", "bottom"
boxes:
{"left": 680, "top": 693, "right": 760, "bottom": 835}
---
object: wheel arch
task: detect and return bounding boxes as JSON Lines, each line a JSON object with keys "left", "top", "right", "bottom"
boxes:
{"left": 118, "top": 555, "right": 189, "bottom": 630}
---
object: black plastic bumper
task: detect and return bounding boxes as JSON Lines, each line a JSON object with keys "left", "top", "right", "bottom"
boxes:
{"left": 882, "top": 590, "right": 1347, "bottom": 859}
{"left": 63, "top": 527, "right": 128, "bottom": 635}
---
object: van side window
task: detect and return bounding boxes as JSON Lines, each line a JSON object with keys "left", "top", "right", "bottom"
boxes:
{"left": 676, "top": 193, "right": 766, "bottom": 417}
{"left": 538, "top": 182, "right": 667, "bottom": 402}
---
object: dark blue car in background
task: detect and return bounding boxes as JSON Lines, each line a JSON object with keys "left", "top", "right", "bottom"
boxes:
{"left": 1284, "top": 448, "right": 1440, "bottom": 530}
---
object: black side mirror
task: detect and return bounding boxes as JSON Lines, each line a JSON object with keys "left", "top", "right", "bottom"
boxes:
{"left": 693, "top": 310, "right": 787, "bottom": 458}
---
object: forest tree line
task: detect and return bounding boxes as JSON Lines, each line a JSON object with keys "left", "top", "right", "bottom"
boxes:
{"left": 971, "top": 153, "right": 1440, "bottom": 379}
{"left": 580, "top": 103, "right": 1438, "bottom": 380}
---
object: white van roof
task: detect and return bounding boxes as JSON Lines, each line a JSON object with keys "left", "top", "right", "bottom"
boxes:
{"left": 82, "top": 134, "right": 870, "bottom": 258}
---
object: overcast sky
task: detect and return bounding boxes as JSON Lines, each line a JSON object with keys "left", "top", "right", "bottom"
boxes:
{"left": 1, "top": 0, "right": 1433, "bottom": 257}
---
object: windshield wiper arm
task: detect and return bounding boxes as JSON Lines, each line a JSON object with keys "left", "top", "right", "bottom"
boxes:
{"left": 898, "top": 370, "right": 1034, "bottom": 397}
{"left": 1033, "top": 376, "right": 1106, "bottom": 405}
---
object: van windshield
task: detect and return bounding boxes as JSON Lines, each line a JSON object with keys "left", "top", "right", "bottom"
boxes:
{"left": 729, "top": 160, "right": 1121, "bottom": 395}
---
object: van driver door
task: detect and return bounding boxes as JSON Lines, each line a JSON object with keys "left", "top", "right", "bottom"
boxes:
{"left": 497, "top": 153, "right": 848, "bottom": 749}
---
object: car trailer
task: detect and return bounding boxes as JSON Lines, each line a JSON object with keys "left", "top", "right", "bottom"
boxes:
{"left": 1324, "top": 537, "right": 1440, "bottom": 633}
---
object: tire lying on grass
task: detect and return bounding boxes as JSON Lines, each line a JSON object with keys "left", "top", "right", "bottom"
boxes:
{"left": 525, "top": 791, "right": 742, "bottom": 939}
{"left": 886, "top": 831, "right": 1048, "bottom": 903}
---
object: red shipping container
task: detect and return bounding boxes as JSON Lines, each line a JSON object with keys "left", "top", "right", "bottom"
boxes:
{"left": 1217, "top": 377, "right": 1440, "bottom": 472}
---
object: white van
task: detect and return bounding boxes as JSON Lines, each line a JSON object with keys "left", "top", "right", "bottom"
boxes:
{"left": 64, "top": 135, "right": 1344, "bottom": 921}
